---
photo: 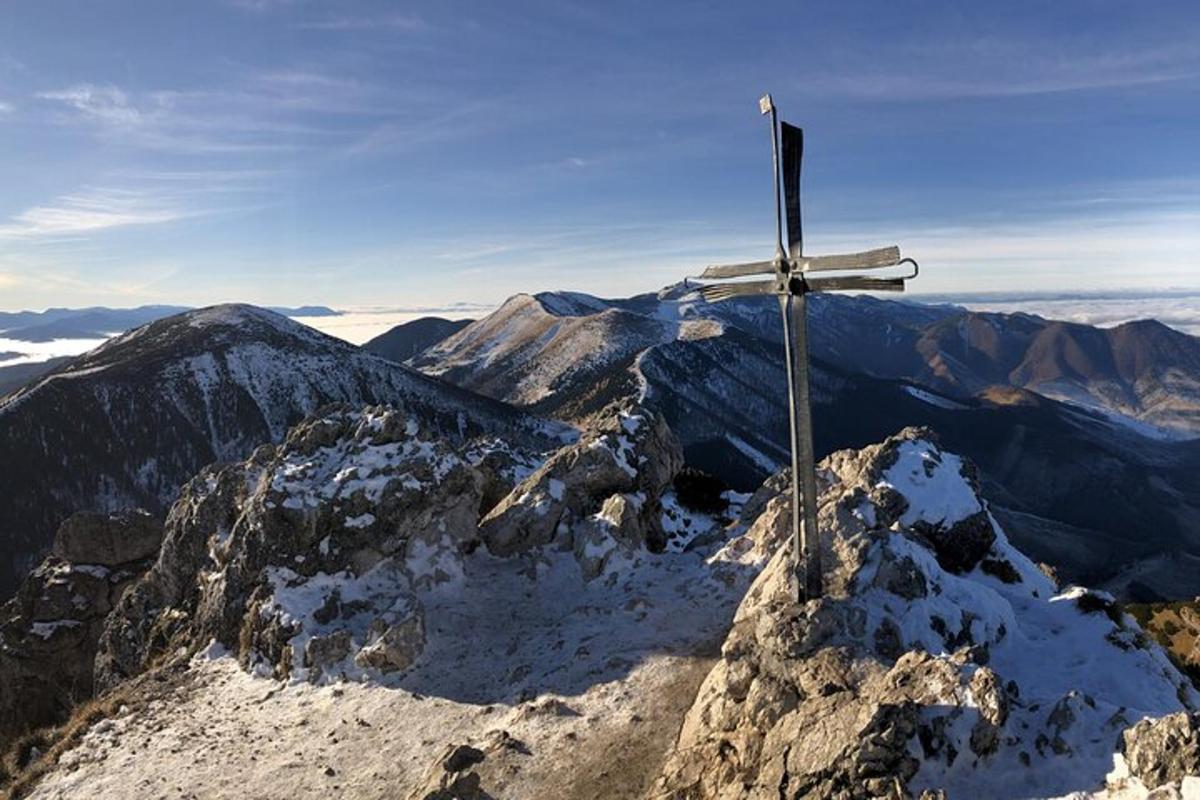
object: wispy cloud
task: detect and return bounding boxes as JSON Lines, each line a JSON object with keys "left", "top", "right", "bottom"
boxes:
{"left": 37, "top": 84, "right": 145, "bottom": 126}
{"left": 35, "top": 81, "right": 342, "bottom": 153}
{"left": 34, "top": 71, "right": 444, "bottom": 154}
{"left": 225, "top": 0, "right": 299, "bottom": 11}
{"left": 797, "top": 37, "right": 1200, "bottom": 100}
{"left": 0, "top": 101, "right": 12, "bottom": 114}
{"left": 0, "top": 188, "right": 195, "bottom": 239}
{"left": 294, "top": 14, "right": 428, "bottom": 32}
{"left": 0, "top": 166, "right": 274, "bottom": 241}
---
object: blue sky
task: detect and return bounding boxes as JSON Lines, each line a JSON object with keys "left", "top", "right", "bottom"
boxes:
{"left": 0, "top": 0, "right": 1198, "bottom": 311}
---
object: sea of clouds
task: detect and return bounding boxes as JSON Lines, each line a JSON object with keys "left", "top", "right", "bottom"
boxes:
{"left": 910, "top": 290, "right": 1200, "bottom": 336}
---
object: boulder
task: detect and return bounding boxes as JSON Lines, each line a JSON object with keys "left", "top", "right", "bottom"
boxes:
{"left": 479, "top": 403, "right": 682, "bottom": 561}
{"left": 354, "top": 611, "right": 426, "bottom": 674}
{"left": 52, "top": 509, "right": 162, "bottom": 566}
{"left": 1121, "top": 711, "right": 1200, "bottom": 789}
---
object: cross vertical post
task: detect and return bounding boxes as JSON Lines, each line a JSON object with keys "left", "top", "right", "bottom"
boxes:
{"left": 781, "top": 292, "right": 822, "bottom": 599}
{"left": 693, "top": 93, "right": 920, "bottom": 601}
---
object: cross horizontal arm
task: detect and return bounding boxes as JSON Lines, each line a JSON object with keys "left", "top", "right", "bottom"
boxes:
{"left": 698, "top": 279, "right": 777, "bottom": 302}
{"left": 804, "top": 275, "right": 905, "bottom": 292}
{"left": 698, "top": 259, "right": 776, "bottom": 280}
{"left": 798, "top": 246, "right": 901, "bottom": 273}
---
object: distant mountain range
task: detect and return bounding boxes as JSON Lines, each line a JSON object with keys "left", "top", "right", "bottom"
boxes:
{"left": 414, "top": 286, "right": 1200, "bottom": 599}
{"left": 0, "top": 304, "right": 549, "bottom": 598}
{"left": 5, "top": 291, "right": 1200, "bottom": 601}
{"left": 0, "top": 305, "right": 340, "bottom": 343}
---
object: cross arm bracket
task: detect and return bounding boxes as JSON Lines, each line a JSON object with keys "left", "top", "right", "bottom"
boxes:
{"left": 697, "top": 245, "right": 909, "bottom": 281}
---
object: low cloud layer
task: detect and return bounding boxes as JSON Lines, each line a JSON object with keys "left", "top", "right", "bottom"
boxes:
{"left": 912, "top": 290, "right": 1200, "bottom": 336}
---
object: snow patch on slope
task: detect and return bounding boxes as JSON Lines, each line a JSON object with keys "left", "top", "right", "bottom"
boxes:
{"left": 878, "top": 439, "right": 982, "bottom": 528}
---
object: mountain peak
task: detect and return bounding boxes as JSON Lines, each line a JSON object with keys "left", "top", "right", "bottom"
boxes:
{"left": 182, "top": 302, "right": 289, "bottom": 328}
{"left": 80, "top": 303, "right": 342, "bottom": 368}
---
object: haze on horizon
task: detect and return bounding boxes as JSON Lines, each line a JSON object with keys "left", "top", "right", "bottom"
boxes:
{"left": 0, "top": 0, "right": 1198, "bottom": 313}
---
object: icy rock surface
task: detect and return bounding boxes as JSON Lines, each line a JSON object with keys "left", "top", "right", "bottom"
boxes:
{"left": 653, "top": 427, "right": 1200, "bottom": 800}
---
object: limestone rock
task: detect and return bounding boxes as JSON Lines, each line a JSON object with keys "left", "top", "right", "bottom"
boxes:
{"left": 652, "top": 428, "right": 1198, "bottom": 799}
{"left": 354, "top": 611, "right": 426, "bottom": 674}
{"left": 1121, "top": 712, "right": 1200, "bottom": 790}
{"left": 479, "top": 403, "right": 682, "bottom": 569}
{"left": 96, "top": 406, "right": 485, "bottom": 688}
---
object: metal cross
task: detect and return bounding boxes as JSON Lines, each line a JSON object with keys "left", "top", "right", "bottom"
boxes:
{"left": 694, "top": 94, "right": 919, "bottom": 600}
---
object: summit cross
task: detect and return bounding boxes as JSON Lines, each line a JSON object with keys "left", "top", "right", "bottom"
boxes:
{"left": 693, "top": 94, "right": 920, "bottom": 600}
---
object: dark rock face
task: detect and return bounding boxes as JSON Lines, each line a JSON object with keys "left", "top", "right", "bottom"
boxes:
{"left": 912, "top": 511, "right": 996, "bottom": 574}
{"left": 0, "top": 303, "right": 542, "bottom": 599}
{"left": 0, "top": 510, "right": 162, "bottom": 747}
{"left": 1121, "top": 711, "right": 1200, "bottom": 789}
{"left": 52, "top": 510, "right": 162, "bottom": 566}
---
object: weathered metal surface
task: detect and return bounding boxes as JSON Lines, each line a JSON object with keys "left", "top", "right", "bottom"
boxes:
{"left": 698, "top": 279, "right": 776, "bottom": 302}
{"left": 801, "top": 245, "right": 901, "bottom": 272}
{"left": 782, "top": 122, "right": 804, "bottom": 259}
{"left": 698, "top": 259, "right": 776, "bottom": 279}
{"left": 805, "top": 275, "right": 906, "bottom": 292}
{"left": 779, "top": 293, "right": 822, "bottom": 598}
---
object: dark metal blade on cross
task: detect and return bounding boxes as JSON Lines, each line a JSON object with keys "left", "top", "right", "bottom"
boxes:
{"left": 693, "top": 94, "right": 920, "bottom": 600}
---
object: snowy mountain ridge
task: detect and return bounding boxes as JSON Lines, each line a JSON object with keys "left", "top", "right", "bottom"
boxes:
{"left": 0, "top": 303, "right": 560, "bottom": 599}
{"left": 414, "top": 287, "right": 1200, "bottom": 601}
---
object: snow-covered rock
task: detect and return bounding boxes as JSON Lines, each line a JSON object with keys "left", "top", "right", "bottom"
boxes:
{"left": 479, "top": 403, "right": 683, "bottom": 575}
{"left": 97, "top": 405, "right": 504, "bottom": 688}
{"left": 653, "top": 428, "right": 1199, "bottom": 799}
{"left": 0, "top": 303, "right": 557, "bottom": 599}
{"left": 96, "top": 402, "right": 675, "bottom": 690}
{"left": 1114, "top": 711, "right": 1200, "bottom": 793}
{"left": 12, "top": 419, "right": 1200, "bottom": 799}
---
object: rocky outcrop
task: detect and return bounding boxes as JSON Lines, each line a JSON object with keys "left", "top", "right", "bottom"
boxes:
{"left": 96, "top": 402, "right": 681, "bottom": 690}
{"left": 1119, "top": 712, "right": 1200, "bottom": 790}
{"left": 51, "top": 510, "right": 162, "bottom": 567}
{"left": 480, "top": 404, "right": 683, "bottom": 577}
{"left": 96, "top": 405, "right": 495, "bottom": 688}
{"left": 10, "top": 418, "right": 1200, "bottom": 799}
{"left": 405, "top": 733, "right": 528, "bottom": 800}
{"left": 652, "top": 428, "right": 1198, "bottom": 799}
{"left": 0, "top": 510, "right": 161, "bottom": 747}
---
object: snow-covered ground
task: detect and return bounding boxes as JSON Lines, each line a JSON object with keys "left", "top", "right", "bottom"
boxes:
{"left": 20, "top": 427, "right": 1200, "bottom": 799}
{"left": 29, "top": 538, "right": 759, "bottom": 800}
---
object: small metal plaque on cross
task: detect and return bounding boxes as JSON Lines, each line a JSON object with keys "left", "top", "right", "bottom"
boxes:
{"left": 693, "top": 94, "right": 920, "bottom": 600}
